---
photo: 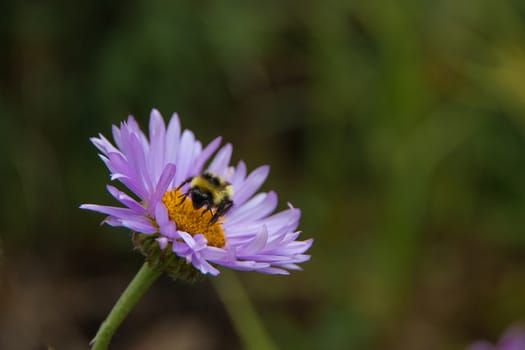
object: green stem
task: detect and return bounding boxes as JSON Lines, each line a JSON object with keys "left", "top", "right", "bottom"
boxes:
{"left": 213, "top": 270, "right": 276, "bottom": 350}
{"left": 90, "top": 262, "right": 162, "bottom": 350}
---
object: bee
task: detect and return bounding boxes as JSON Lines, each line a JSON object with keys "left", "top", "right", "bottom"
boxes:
{"left": 177, "top": 172, "right": 234, "bottom": 224}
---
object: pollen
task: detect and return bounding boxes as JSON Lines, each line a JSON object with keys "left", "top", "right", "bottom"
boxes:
{"left": 161, "top": 190, "right": 226, "bottom": 248}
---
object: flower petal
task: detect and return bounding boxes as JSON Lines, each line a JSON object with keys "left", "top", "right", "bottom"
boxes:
{"left": 226, "top": 191, "right": 278, "bottom": 224}
{"left": 106, "top": 185, "right": 146, "bottom": 214}
{"left": 233, "top": 165, "right": 270, "bottom": 206}
{"left": 229, "top": 161, "right": 247, "bottom": 186}
{"left": 193, "top": 136, "right": 222, "bottom": 173}
{"left": 91, "top": 134, "right": 119, "bottom": 156}
{"left": 174, "top": 130, "right": 196, "bottom": 185}
{"left": 80, "top": 204, "right": 139, "bottom": 219}
{"left": 155, "top": 203, "right": 178, "bottom": 238}
{"left": 148, "top": 163, "right": 176, "bottom": 212}
{"left": 165, "top": 112, "right": 181, "bottom": 165}
{"left": 148, "top": 108, "right": 167, "bottom": 181}
{"left": 104, "top": 216, "right": 158, "bottom": 234}
{"left": 239, "top": 225, "right": 268, "bottom": 255}
{"left": 207, "top": 143, "right": 232, "bottom": 175}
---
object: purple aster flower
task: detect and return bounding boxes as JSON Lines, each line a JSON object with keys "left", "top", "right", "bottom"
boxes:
{"left": 469, "top": 324, "right": 525, "bottom": 350}
{"left": 81, "top": 109, "right": 312, "bottom": 277}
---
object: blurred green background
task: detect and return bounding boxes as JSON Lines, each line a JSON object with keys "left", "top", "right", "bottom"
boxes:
{"left": 2, "top": 0, "right": 525, "bottom": 349}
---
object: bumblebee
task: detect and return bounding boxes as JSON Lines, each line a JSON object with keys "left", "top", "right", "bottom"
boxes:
{"left": 177, "top": 172, "right": 234, "bottom": 224}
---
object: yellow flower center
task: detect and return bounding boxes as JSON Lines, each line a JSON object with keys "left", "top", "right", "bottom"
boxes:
{"left": 161, "top": 190, "right": 226, "bottom": 248}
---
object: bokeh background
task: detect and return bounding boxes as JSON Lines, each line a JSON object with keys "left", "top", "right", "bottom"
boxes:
{"left": 2, "top": 1, "right": 525, "bottom": 349}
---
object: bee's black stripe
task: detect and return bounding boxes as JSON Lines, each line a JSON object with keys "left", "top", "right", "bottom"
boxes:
{"left": 202, "top": 172, "right": 222, "bottom": 187}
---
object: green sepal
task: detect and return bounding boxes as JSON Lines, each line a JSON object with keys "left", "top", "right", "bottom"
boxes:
{"left": 132, "top": 232, "right": 207, "bottom": 283}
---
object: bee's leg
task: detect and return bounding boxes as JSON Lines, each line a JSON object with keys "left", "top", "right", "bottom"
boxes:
{"left": 176, "top": 177, "right": 194, "bottom": 192}
{"left": 209, "top": 212, "right": 220, "bottom": 225}
{"left": 209, "top": 200, "right": 233, "bottom": 225}
{"left": 177, "top": 190, "right": 191, "bottom": 205}
{"left": 177, "top": 194, "right": 186, "bottom": 206}
{"left": 201, "top": 205, "right": 214, "bottom": 218}
{"left": 218, "top": 200, "right": 233, "bottom": 217}
{"left": 176, "top": 177, "right": 194, "bottom": 205}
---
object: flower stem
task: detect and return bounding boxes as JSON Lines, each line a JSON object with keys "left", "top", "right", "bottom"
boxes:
{"left": 90, "top": 262, "right": 162, "bottom": 350}
{"left": 213, "top": 270, "right": 277, "bottom": 350}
